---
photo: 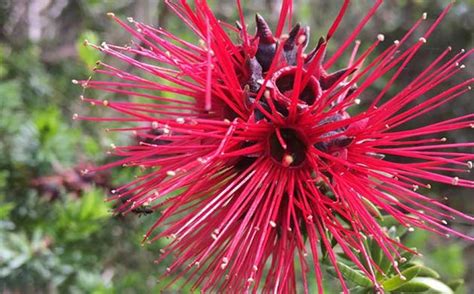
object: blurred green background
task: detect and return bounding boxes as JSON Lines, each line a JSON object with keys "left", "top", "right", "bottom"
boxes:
{"left": 0, "top": 0, "right": 472, "bottom": 292}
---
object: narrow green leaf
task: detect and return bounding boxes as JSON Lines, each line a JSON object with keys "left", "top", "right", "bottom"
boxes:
{"left": 320, "top": 231, "right": 333, "bottom": 259}
{"left": 378, "top": 250, "right": 394, "bottom": 274}
{"left": 415, "top": 265, "right": 440, "bottom": 279}
{"left": 405, "top": 277, "right": 454, "bottom": 294}
{"left": 349, "top": 287, "right": 371, "bottom": 294}
{"left": 361, "top": 197, "right": 383, "bottom": 221}
{"left": 368, "top": 237, "right": 382, "bottom": 268}
{"left": 378, "top": 215, "right": 400, "bottom": 228}
{"left": 382, "top": 265, "right": 420, "bottom": 291}
{"left": 336, "top": 252, "right": 352, "bottom": 262}
{"left": 447, "top": 279, "right": 464, "bottom": 291}
{"left": 393, "top": 280, "right": 430, "bottom": 292}
{"left": 336, "top": 262, "right": 373, "bottom": 287}
{"left": 357, "top": 236, "right": 372, "bottom": 270}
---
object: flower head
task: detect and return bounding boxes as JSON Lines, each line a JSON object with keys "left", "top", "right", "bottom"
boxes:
{"left": 75, "top": 0, "right": 473, "bottom": 292}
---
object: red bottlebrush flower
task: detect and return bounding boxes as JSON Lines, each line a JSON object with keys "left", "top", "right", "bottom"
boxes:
{"left": 74, "top": 0, "right": 473, "bottom": 292}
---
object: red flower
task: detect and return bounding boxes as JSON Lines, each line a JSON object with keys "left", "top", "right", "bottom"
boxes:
{"left": 75, "top": 0, "right": 473, "bottom": 292}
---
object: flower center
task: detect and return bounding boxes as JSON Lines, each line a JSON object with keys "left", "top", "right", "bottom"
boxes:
{"left": 273, "top": 67, "right": 321, "bottom": 106}
{"left": 269, "top": 128, "right": 307, "bottom": 168}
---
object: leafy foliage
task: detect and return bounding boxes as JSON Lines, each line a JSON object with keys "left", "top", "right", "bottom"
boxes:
{"left": 324, "top": 224, "right": 463, "bottom": 293}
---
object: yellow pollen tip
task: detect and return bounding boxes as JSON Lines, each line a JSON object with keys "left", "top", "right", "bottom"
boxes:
{"left": 282, "top": 154, "right": 294, "bottom": 167}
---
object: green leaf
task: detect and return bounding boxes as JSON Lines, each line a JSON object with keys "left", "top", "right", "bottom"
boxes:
{"left": 330, "top": 262, "right": 373, "bottom": 288}
{"left": 404, "top": 277, "right": 454, "bottom": 294}
{"left": 349, "top": 287, "right": 371, "bottom": 294}
{"left": 415, "top": 265, "right": 440, "bottom": 279}
{"left": 393, "top": 280, "right": 430, "bottom": 292}
{"left": 378, "top": 215, "right": 400, "bottom": 228}
{"left": 382, "top": 265, "right": 421, "bottom": 291}
{"left": 361, "top": 197, "right": 383, "bottom": 221}
{"left": 378, "top": 247, "right": 396, "bottom": 274}
{"left": 320, "top": 231, "right": 334, "bottom": 259}
{"left": 446, "top": 279, "right": 463, "bottom": 291}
